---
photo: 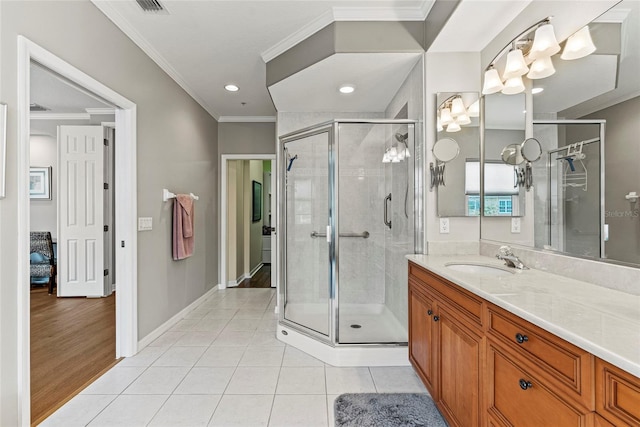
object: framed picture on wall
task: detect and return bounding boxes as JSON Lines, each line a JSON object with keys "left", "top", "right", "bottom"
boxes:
{"left": 252, "top": 180, "right": 262, "bottom": 222}
{"left": 30, "top": 166, "right": 52, "bottom": 200}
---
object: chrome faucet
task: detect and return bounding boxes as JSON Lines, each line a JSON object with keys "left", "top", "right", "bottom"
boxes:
{"left": 496, "top": 246, "right": 529, "bottom": 270}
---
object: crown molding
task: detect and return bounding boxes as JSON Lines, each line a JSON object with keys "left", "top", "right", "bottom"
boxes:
{"left": 261, "top": 10, "right": 334, "bottom": 63}
{"left": 262, "top": 1, "right": 432, "bottom": 63}
{"left": 90, "top": 0, "right": 221, "bottom": 120}
{"left": 30, "top": 113, "right": 91, "bottom": 120}
{"left": 218, "top": 116, "right": 276, "bottom": 123}
{"left": 332, "top": 6, "right": 427, "bottom": 21}
{"left": 85, "top": 107, "right": 116, "bottom": 115}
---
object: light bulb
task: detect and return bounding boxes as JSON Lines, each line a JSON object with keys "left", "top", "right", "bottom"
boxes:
{"left": 482, "top": 68, "right": 504, "bottom": 95}
{"left": 528, "top": 23, "right": 560, "bottom": 60}
{"left": 440, "top": 108, "right": 454, "bottom": 125}
{"left": 467, "top": 99, "right": 480, "bottom": 117}
{"left": 502, "top": 76, "right": 525, "bottom": 95}
{"left": 503, "top": 49, "right": 529, "bottom": 79}
{"left": 450, "top": 97, "right": 468, "bottom": 117}
{"left": 561, "top": 26, "right": 596, "bottom": 60}
{"left": 527, "top": 56, "right": 556, "bottom": 79}
{"left": 456, "top": 114, "right": 471, "bottom": 125}
{"left": 446, "top": 122, "right": 461, "bottom": 132}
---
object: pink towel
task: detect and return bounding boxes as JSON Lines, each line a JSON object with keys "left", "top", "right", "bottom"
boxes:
{"left": 172, "top": 194, "right": 195, "bottom": 260}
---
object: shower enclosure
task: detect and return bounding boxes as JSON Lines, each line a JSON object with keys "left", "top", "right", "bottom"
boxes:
{"left": 533, "top": 120, "right": 605, "bottom": 257}
{"left": 278, "top": 120, "right": 422, "bottom": 347}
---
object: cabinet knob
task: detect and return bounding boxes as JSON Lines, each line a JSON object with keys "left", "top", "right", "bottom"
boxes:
{"left": 519, "top": 379, "right": 533, "bottom": 390}
{"left": 515, "top": 333, "right": 529, "bottom": 344}
{"left": 427, "top": 309, "right": 433, "bottom": 316}
{"left": 433, "top": 316, "right": 440, "bottom": 322}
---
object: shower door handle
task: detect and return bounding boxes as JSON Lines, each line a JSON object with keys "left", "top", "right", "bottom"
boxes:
{"left": 384, "top": 193, "right": 392, "bottom": 229}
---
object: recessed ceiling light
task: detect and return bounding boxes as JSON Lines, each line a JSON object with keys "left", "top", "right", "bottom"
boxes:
{"left": 225, "top": 84, "right": 239, "bottom": 92}
{"left": 532, "top": 87, "right": 544, "bottom": 94}
{"left": 339, "top": 84, "right": 355, "bottom": 94}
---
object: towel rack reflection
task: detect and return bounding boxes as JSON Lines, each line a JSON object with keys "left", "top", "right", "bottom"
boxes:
{"left": 163, "top": 188, "right": 199, "bottom": 202}
{"left": 310, "top": 231, "right": 370, "bottom": 239}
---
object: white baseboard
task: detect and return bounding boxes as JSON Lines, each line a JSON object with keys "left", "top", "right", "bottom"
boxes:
{"left": 249, "top": 263, "right": 263, "bottom": 278}
{"left": 137, "top": 286, "right": 218, "bottom": 350}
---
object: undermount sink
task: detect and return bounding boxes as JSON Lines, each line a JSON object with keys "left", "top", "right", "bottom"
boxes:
{"left": 445, "top": 262, "right": 515, "bottom": 276}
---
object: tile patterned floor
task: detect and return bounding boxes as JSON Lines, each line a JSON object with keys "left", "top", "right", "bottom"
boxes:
{"left": 40, "top": 287, "right": 426, "bottom": 427}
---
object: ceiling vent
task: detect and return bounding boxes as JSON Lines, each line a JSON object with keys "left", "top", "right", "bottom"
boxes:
{"left": 30, "top": 103, "right": 50, "bottom": 112}
{"left": 136, "top": 0, "right": 166, "bottom": 13}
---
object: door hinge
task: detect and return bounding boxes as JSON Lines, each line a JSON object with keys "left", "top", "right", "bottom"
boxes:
{"left": 104, "top": 183, "right": 109, "bottom": 190}
{"left": 104, "top": 269, "right": 109, "bottom": 276}
{"left": 104, "top": 225, "right": 109, "bottom": 232}
{"left": 103, "top": 138, "right": 109, "bottom": 146}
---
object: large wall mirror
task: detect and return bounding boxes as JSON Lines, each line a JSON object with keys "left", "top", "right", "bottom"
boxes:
{"left": 481, "top": 0, "right": 640, "bottom": 266}
{"left": 434, "top": 92, "right": 480, "bottom": 217}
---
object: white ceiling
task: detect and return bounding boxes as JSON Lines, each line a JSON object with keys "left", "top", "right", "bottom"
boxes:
{"left": 91, "top": 0, "right": 433, "bottom": 120}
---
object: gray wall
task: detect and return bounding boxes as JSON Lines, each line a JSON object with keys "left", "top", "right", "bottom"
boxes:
{"left": 0, "top": 2, "right": 218, "bottom": 423}
{"left": 249, "top": 160, "right": 264, "bottom": 273}
{"left": 585, "top": 96, "right": 640, "bottom": 264}
{"left": 29, "top": 135, "right": 58, "bottom": 236}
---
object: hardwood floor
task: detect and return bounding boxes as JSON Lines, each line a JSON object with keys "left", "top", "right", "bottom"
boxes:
{"left": 237, "top": 264, "right": 272, "bottom": 288}
{"left": 30, "top": 287, "right": 117, "bottom": 425}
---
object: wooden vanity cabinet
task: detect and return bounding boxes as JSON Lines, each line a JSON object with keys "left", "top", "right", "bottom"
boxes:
{"left": 596, "top": 358, "right": 640, "bottom": 426}
{"left": 408, "top": 263, "right": 484, "bottom": 427}
{"left": 408, "top": 261, "right": 640, "bottom": 427}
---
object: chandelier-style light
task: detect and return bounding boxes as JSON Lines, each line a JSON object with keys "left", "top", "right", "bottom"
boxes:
{"left": 482, "top": 17, "right": 597, "bottom": 96}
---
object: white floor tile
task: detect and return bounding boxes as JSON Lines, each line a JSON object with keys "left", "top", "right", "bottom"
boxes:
{"left": 269, "top": 395, "right": 328, "bottom": 427}
{"left": 184, "top": 308, "right": 212, "bottom": 320}
{"left": 87, "top": 394, "right": 168, "bottom": 427}
{"left": 250, "top": 331, "right": 284, "bottom": 347}
{"left": 204, "top": 309, "right": 238, "bottom": 319}
{"left": 369, "top": 366, "right": 428, "bottom": 393}
{"left": 148, "top": 331, "right": 186, "bottom": 347}
{"left": 325, "top": 367, "right": 376, "bottom": 394}
{"left": 117, "top": 346, "right": 167, "bottom": 367}
{"left": 212, "top": 330, "right": 254, "bottom": 346}
{"left": 257, "top": 320, "right": 278, "bottom": 331}
{"left": 225, "top": 367, "right": 280, "bottom": 394}
{"left": 174, "top": 331, "right": 220, "bottom": 347}
{"left": 234, "top": 309, "right": 267, "bottom": 319}
{"left": 193, "top": 318, "right": 228, "bottom": 333}
{"left": 81, "top": 366, "right": 146, "bottom": 395}
{"left": 281, "top": 346, "right": 324, "bottom": 367}
{"left": 238, "top": 346, "right": 284, "bottom": 367}
{"left": 148, "top": 394, "right": 221, "bottom": 427}
{"left": 209, "top": 395, "right": 273, "bottom": 427}
{"left": 224, "top": 318, "right": 262, "bottom": 332}
{"left": 169, "top": 319, "right": 201, "bottom": 332}
{"left": 276, "top": 367, "right": 326, "bottom": 395}
{"left": 174, "top": 367, "right": 235, "bottom": 394}
{"left": 40, "top": 394, "right": 116, "bottom": 427}
{"left": 123, "top": 366, "right": 190, "bottom": 394}
{"left": 152, "top": 346, "right": 207, "bottom": 366}
{"left": 196, "top": 346, "right": 246, "bottom": 367}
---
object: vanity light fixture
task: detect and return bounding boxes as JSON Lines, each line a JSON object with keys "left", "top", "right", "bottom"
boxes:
{"left": 437, "top": 116, "right": 444, "bottom": 132}
{"left": 440, "top": 107, "right": 454, "bottom": 126}
{"left": 483, "top": 17, "right": 596, "bottom": 96}
{"left": 446, "top": 121, "right": 461, "bottom": 132}
{"left": 467, "top": 99, "right": 480, "bottom": 117}
{"left": 224, "top": 84, "right": 239, "bottom": 92}
{"left": 450, "top": 97, "right": 468, "bottom": 117}
{"left": 339, "top": 84, "right": 355, "bottom": 94}
{"left": 561, "top": 25, "right": 596, "bottom": 60}
{"left": 455, "top": 113, "right": 472, "bottom": 126}
{"left": 437, "top": 94, "right": 478, "bottom": 133}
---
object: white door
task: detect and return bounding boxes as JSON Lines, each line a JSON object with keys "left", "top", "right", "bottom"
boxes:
{"left": 58, "top": 125, "right": 105, "bottom": 297}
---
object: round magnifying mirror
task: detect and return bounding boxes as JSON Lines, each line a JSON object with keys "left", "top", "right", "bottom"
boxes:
{"left": 521, "top": 137, "right": 542, "bottom": 162}
{"left": 501, "top": 143, "right": 524, "bottom": 165}
{"left": 433, "top": 138, "right": 460, "bottom": 163}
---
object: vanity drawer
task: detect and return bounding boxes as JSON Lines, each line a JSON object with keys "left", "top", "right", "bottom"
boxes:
{"left": 486, "top": 342, "right": 590, "bottom": 427}
{"left": 596, "top": 358, "right": 640, "bottom": 426}
{"left": 409, "top": 262, "right": 483, "bottom": 327}
{"left": 487, "top": 304, "right": 594, "bottom": 409}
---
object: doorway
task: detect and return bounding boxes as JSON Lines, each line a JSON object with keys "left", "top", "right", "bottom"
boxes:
{"left": 17, "top": 37, "right": 138, "bottom": 425}
{"left": 221, "top": 155, "right": 276, "bottom": 290}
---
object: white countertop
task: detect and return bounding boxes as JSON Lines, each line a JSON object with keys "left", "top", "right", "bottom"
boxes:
{"left": 407, "top": 254, "right": 640, "bottom": 378}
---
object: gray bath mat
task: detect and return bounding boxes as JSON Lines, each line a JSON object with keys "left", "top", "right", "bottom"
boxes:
{"left": 334, "top": 393, "right": 448, "bottom": 427}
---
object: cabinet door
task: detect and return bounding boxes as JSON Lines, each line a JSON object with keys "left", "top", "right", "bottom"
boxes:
{"left": 437, "top": 304, "right": 483, "bottom": 427}
{"left": 409, "top": 286, "right": 437, "bottom": 395}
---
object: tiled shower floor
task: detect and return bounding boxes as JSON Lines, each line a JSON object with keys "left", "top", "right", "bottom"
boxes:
{"left": 40, "top": 287, "right": 425, "bottom": 427}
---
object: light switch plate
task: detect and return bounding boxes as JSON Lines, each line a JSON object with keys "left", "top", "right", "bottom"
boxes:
{"left": 439, "top": 218, "right": 450, "bottom": 234}
{"left": 511, "top": 217, "right": 521, "bottom": 233}
{"left": 138, "top": 217, "right": 153, "bottom": 231}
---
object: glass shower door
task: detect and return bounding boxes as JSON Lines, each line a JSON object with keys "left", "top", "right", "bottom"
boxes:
{"left": 282, "top": 128, "right": 332, "bottom": 339}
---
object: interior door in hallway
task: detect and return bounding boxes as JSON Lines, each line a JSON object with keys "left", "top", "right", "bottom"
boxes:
{"left": 58, "top": 125, "right": 105, "bottom": 297}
